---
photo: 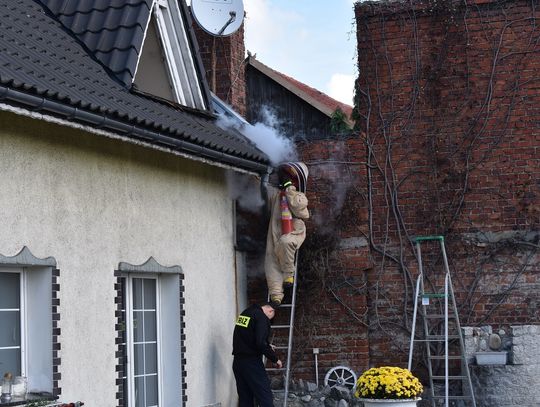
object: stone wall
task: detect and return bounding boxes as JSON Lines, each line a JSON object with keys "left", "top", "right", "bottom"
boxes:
{"left": 464, "top": 325, "right": 540, "bottom": 407}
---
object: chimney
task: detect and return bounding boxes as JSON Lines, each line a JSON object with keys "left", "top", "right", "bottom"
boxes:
{"left": 191, "top": 10, "right": 247, "bottom": 117}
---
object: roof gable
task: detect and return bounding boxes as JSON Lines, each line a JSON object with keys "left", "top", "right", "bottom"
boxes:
{"left": 133, "top": 13, "right": 177, "bottom": 101}
{"left": 134, "top": 0, "right": 207, "bottom": 109}
{"left": 247, "top": 56, "right": 354, "bottom": 128}
{"left": 40, "top": 0, "right": 210, "bottom": 111}
{"left": 0, "top": 0, "right": 268, "bottom": 173}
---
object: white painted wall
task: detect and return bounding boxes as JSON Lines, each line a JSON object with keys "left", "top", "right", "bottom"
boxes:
{"left": 0, "top": 111, "right": 241, "bottom": 406}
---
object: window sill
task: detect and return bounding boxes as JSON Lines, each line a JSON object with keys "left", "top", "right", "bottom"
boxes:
{"left": 0, "top": 392, "right": 56, "bottom": 406}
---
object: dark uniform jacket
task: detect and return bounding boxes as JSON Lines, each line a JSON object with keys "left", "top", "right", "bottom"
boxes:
{"left": 233, "top": 304, "right": 278, "bottom": 363}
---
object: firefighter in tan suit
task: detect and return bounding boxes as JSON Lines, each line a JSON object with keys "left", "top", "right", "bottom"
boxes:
{"left": 265, "top": 162, "right": 309, "bottom": 305}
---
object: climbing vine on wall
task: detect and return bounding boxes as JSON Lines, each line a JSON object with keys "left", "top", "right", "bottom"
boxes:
{"left": 352, "top": 0, "right": 539, "bottom": 368}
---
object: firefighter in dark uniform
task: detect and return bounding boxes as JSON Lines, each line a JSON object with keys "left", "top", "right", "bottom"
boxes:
{"left": 232, "top": 302, "right": 282, "bottom": 407}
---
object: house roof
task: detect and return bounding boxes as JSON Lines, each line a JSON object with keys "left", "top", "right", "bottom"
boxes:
{"left": 40, "top": 0, "right": 153, "bottom": 86}
{"left": 246, "top": 56, "right": 354, "bottom": 128}
{"left": 0, "top": 0, "right": 269, "bottom": 173}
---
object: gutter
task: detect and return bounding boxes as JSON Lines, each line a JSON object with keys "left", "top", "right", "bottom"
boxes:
{"left": 0, "top": 85, "right": 270, "bottom": 175}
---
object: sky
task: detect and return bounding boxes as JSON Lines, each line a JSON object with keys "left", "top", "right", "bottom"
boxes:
{"left": 243, "top": 0, "right": 358, "bottom": 106}
{"left": 188, "top": 0, "right": 358, "bottom": 106}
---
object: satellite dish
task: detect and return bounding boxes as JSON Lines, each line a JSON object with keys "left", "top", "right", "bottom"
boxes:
{"left": 191, "top": 0, "right": 244, "bottom": 37}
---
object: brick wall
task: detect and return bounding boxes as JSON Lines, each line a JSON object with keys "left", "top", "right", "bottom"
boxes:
{"left": 355, "top": 0, "right": 539, "bottom": 370}
{"left": 248, "top": 137, "right": 372, "bottom": 383}
{"left": 191, "top": 14, "right": 247, "bottom": 116}
{"left": 198, "top": 0, "right": 540, "bottom": 387}
{"left": 294, "top": 138, "right": 371, "bottom": 381}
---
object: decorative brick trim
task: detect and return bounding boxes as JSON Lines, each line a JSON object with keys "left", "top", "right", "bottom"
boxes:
{"left": 52, "top": 267, "right": 61, "bottom": 396}
{"left": 179, "top": 273, "right": 187, "bottom": 405}
{"left": 113, "top": 273, "right": 126, "bottom": 407}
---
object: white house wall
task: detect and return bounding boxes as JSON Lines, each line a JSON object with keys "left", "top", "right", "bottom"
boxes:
{"left": 0, "top": 110, "right": 240, "bottom": 406}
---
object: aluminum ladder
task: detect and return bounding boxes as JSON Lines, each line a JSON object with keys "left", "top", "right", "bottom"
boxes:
{"left": 408, "top": 236, "right": 477, "bottom": 407}
{"left": 266, "top": 257, "right": 299, "bottom": 407}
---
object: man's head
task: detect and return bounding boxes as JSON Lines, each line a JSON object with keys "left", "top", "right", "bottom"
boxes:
{"left": 278, "top": 167, "right": 296, "bottom": 190}
{"left": 276, "top": 162, "right": 309, "bottom": 193}
{"left": 261, "top": 302, "right": 278, "bottom": 320}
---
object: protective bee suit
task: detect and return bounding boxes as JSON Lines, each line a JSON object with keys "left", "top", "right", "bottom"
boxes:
{"left": 264, "top": 162, "right": 309, "bottom": 304}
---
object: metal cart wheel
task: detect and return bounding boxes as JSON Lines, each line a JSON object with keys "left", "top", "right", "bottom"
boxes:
{"left": 324, "top": 366, "right": 357, "bottom": 390}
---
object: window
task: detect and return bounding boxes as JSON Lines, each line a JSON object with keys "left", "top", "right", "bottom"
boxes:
{"left": 117, "top": 258, "right": 184, "bottom": 407}
{"left": 0, "top": 270, "right": 22, "bottom": 375}
{"left": 134, "top": 0, "right": 207, "bottom": 110}
{"left": 0, "top": 264, "right": 53, "bottom": 393}
{"left": 123, "top": 276, "right": 159, "bottom": 407}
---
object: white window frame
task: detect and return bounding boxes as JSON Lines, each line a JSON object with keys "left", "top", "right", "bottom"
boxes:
{"left": 152, "top": 0, "right": 206, "bottom": 110}
{"left": 0, "top": 264, "right": 53, "bottom": 393}
{"left": 0, "top": 268, "right": 26, "bottom": 376}
{"left": 119, "top": 258, "right": 183, "bottom": 407}
{"left": 124, "top": 274, "right": 162, "bottom": 407}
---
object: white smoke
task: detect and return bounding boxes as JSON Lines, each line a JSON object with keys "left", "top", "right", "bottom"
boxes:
{"left": 309, "top": 141, "right": 351, "bottom": 228}
{"left": 225, "top": 170, "right": 264, "bottom": 210}
{"left": 216, "top": 106, "right": 297, "bottom": 166}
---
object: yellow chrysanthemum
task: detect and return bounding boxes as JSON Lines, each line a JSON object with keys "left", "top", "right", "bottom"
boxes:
{"left": 354, "top": 366, "right": 423, "bottom": 400}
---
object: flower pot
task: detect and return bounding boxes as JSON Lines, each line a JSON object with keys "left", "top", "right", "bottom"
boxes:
{"left": 357, "top": 398, "right": 421, "bottom": 407}
{"left": 475, "top": 351, "right": 507, "bottom": 365}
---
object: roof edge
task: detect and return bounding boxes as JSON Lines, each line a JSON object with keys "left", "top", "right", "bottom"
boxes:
{"left": 355, "top": 0, "right": 492, "bottom": 18}
{"left": 179, "top": 0, "right": 214, "bottom": 111}
{"left": 247, "top": 56, "right": 354, "bottom": 127}
{"left": 0, "top": 85, "right": 270, "bottom": 175}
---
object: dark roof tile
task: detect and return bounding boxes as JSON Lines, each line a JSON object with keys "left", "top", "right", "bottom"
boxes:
{"left": 40, "top": 0, "right": 152, "bottom": 85}
{"left": 0, "top": 0, "right": 268, "bottom": 171}
{"left": 61, "top": 6, "right": 148, "bottom": 34}
{"left": 59, "top": 0, "right": 151, "bottom": 15}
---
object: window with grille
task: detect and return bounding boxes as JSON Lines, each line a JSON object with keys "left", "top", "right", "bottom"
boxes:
{"left": 117, "top": 259, "right": 184, "bottom": 407}
{"left": 0, "top": 266, "right": 53, "bottom": 393}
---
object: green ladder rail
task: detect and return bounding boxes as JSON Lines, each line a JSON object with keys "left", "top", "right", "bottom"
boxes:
{"left": 408, "top": 236, "right": 477, "bottom": 407}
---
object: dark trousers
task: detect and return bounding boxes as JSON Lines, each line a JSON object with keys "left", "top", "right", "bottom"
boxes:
{"left": 233, "top": 356, "right": 274, "bottom": 407}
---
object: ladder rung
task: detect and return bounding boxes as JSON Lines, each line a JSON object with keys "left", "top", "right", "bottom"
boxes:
{"left": 415, "top": 338, "right": 459, "bottom": 342}
{"left": 421, "top": 293, "right": 448, "bottom": 298}
{"left": 415, "top": 235, "right": 444, "bottom": 242}
{"left": 426, "top": 335, "right": 460, "bottom": 340}
{"left": 429, "top": 355, "right": 462, "bottom": 360}
{"left": 410, "top": 239, "right": 475, "bottom": 404}
{"left": 267, "top": 259, "right": 298, "bottom": 401}
{"left": 432, "top": 395, "right": 473, "bottom": 400}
